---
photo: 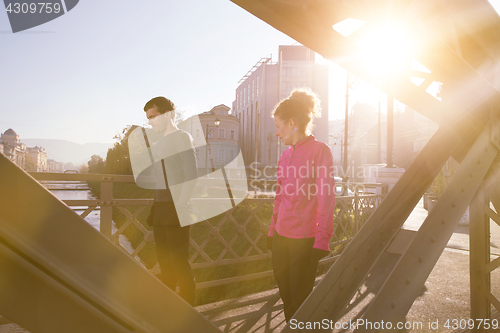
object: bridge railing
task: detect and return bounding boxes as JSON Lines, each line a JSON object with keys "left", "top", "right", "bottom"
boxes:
{"left": 30, "top": 172, "right": 387, "bottom": 290}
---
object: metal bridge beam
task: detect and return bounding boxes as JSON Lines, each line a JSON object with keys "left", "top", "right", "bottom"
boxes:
{"left": 0, "top": 154, "right": 221, "bottom": 333}
{"left": 359, "top": 124, "right": 499, "bottom": 330}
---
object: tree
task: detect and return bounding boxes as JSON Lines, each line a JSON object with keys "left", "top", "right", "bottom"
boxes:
{"left": 104, "top": 117, "right": 185, "bottom": 175}
{"left": 64, "top": 162, "right": 75, "bottom": 172}
{"left": 88, "top": 155, "right": 106, "bottom": 174}
{"left": 105, "top": 125, "right": 137, "bottom": 175}
{"left": 79, "top": 164, "right": 89, "bottom": 174}
{"left": 174, "top": 109, "right": 186, "bottom": 125}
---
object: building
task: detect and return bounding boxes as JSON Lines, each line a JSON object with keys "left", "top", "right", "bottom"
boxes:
{"left": 1, "top": 128, "right": 26, "bottom": 169}
{"left": 47, "top": 159, "right": 64, "bottom": 173}
{"left": 328, "top": 102, "right": 441, "bottom": 182}
{"left": 232, "top": 45, "right": 329, "bottom": 175}
{"left": 180, "top": 104, "right": 242, "bottom": 178}
{"left": 1, "top": 128, "right": 63, "bottom": 172}
{"left": 27, "top": 146, "right": 48, "bottom": 172}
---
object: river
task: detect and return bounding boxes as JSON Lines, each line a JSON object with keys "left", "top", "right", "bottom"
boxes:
{"left": 42, "top": 180, "right": 136, "bottom": 255}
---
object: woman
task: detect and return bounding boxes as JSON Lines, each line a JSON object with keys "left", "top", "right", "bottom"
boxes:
{"left": 268, "top": 88, "right": 335, "bottom": 321}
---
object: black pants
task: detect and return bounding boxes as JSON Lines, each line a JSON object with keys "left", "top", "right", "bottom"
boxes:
{"left": 272, "top": 232, "right": 320, "bottom": 322}
{"left": 153, "top": 225, "right": 195, "bottom": 305}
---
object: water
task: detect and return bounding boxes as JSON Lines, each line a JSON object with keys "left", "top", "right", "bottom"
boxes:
{"left": 42, "top": 181, "right": 136, "bottom": 255}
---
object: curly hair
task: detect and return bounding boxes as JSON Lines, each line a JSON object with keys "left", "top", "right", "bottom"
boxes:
{"left": 272, "top": 88, "right": 321, "bottom": 135}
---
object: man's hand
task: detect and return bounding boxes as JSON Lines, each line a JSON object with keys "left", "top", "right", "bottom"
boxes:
{"left": 146, "top": 206, "right": 155, "bottom": 227}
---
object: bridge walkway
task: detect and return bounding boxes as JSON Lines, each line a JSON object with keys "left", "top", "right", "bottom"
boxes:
{"left": 2, "top": 196, "right": 499, "bottom": 332}
{"left": 194, "top": 198, "right": 500, "bottom": 332}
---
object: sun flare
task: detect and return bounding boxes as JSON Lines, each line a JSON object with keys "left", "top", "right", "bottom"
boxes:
{"left": 357, "top": 28, "right": 412, "bottom": 73}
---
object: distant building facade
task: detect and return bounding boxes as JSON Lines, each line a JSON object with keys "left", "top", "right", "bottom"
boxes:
{"left": 1, "top": 128, "right": 26, "bottom": 169}
{"left": 47, "top": 159, "right": 64, "bottom": 173}
{"left": 232, "top": 45, "right": 329, "bottom": 174}
{"left": 1, "top": 128, "right": 62, "bottom": 172}
{"left": 181, "top": 104, "right": 242, "bottom": 178}
{"left": 27, "top": 146, "right": 48, "bottom": 172}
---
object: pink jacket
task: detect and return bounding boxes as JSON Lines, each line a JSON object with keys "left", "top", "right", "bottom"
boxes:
{"left": 268, "top": 135, "right": 335, "bottom": 252}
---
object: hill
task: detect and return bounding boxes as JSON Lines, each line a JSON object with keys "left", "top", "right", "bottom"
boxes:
{"left": 22, "top": 139, "right": 113, "bottom": 165}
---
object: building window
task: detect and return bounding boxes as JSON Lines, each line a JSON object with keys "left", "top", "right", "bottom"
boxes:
{"left": 248, "top": 83, "right": 250, "bottom": 103}
{"left": 195, "top": 149, "right": 200, "bottom": 160}
{"left": 252, "top": 80, "right": 255, "bottom": 100}
{"left": 256, "top": 76, "right": 259, "bottom": 97}
{"left": 218, "top": 148, "right": 225, "bottom": 163}
{"left": 218, "top": 128, "right": 226, "bottom": 139}
{"left": 206, "top": 128, "right": 212, "bottom": 139}
{"left": 282, "top": 81, "right": 293, "bottom": 93}
{"left": 229, "top": 149, "right": 235, "bottom": 161}
{"left": 195, "top": 129, "right": 200, "bottom": 139}
{"left": 244, "top": 88, "right": 246, "bottom": 106}
{"left": 230, "top": 129, "right": 235, "bottom": 140}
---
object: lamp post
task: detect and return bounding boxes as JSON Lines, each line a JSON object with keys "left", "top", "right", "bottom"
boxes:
{"left": 205, "top": 118, "right": 220, "bottom": 175}
{"left": 329, "top": 134, "right": 344, "bottom": 168}
{"left": 378, "top": 91, "right": 382, "bottom": 164}
{"left": 344, "top": 71, "right": 359, "bottom": 181}
{"left": 267, "top": 132, "right": 274, "bottom": 165}
{"left": 386, "top": 96, "right": 395, "bottom": 168}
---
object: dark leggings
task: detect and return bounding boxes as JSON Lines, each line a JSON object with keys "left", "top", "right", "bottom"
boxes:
{"left": 153, "top": 225, "right": 195, "bottom": 305}
{"left": 272, "top": 232, "right": 320, "bottom": 322}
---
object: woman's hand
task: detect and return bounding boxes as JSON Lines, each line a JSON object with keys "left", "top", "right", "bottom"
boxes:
{"left": 312, "top": 248, "right": 329, "bottom": 261}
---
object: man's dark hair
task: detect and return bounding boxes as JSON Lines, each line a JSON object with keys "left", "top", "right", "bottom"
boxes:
{"left": 144, "top": 97, "right": 175, "bottom": 114}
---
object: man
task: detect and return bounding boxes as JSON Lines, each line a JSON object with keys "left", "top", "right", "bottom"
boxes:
{"left": 144, "top": 96, "right": 197, "bottom": 306}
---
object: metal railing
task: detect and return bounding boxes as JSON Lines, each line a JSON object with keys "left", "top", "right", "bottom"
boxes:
{"left": 30, "top": 172, "right": 387, "bottom": 290}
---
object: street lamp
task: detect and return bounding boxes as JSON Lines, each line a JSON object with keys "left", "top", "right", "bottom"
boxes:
{"left": 205, "top": 118, "right": 220, "bottom": 175}
{"left": 267, "top": 132, "right": 275, "bottom": 165}
{"left": 329, "top": 134, "right": 344, "bottom": 168}
{"left": 344, "top": 71, "right": 359, "bottom": 182}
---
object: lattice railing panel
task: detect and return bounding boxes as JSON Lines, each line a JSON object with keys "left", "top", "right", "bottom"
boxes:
{"left": 187, "top": 199, "right": 273, "bottom": 269}
{"left": 37, "top": 173, "right": 386, "bottom": 288}
{"left": 105, "top": 195, "right": 384, "bottom": 271}
{"left": 328, "top": 195, "right": 384, "bottom": 259}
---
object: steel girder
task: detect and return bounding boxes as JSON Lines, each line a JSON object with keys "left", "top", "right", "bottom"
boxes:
{"left": 0, "top": 154, "right": 222, "bottom": 333}
{"left": 358, "top": 124, "right": 499, "bottom": 330}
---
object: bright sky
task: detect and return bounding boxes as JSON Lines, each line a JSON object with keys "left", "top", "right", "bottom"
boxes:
{"left": 0, "top": 0, "right": 374, "bottom": 145}
{"left": 1, "top": 1, "right": 499, "bottom": 145}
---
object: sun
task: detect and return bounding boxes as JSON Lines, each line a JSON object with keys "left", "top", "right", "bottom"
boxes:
{"left": 357, "top": 28, "right": 412, "bottom": 74}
